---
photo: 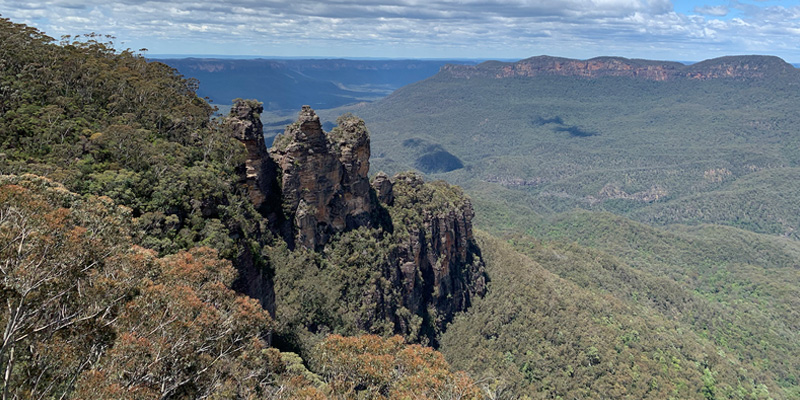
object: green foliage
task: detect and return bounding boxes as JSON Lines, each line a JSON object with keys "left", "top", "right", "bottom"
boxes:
{"left": 10, "top": 16, "right": 800, "bottom": 400}
{"left": 441, "top": 232, "right": 786, "bottom": 399}
{"left": 524, "top": 211, "right": 800, "bottom": 392}
{"left": 270, "top": 224, "right": 413, "bottom": 352}
{"left": 0, "top": 17, "right": 260, "bottom": 266}
{"left": 331, "top": 68, "right": 800, "bottom": 238}
{"left": 0, "top": 175, "right": 132, "bottom": 398}
{"left": 75, "top": 247, "right": 279, "bottom": 399}
{"left": 0, "top": 174, "right": 477, "bottom": 399}
{"left": 0, "top": 19, "right": 487, "bottom": 400}
{"left": 315, "top": 59, "right": 800, "bottom": 398}
{"left": 310, "top": 334, "right": 482, "bottom": 400}
{"left": 0, "top": 175, "right": 283, "bottom": 399}
{"left": 389, "top": 172, "right": 470, "bottom": 236}
{"left": 271, "top": 174, "right": 482, "bottom": 355}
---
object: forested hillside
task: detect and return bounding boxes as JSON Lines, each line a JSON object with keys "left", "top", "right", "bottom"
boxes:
{"left": 317, "top": 55, "right": 800, "bottom": 398}
{"left": 339, "top": 56, "right": 800, "bottom": 238}
{"left": 3, "top": 16, "right": 800, "bottom": 400}
{"left": 0, "top": 18, "right": 482, "bottom": 398}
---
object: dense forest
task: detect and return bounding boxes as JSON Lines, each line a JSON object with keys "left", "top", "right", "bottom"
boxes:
{"left": 0, "top": 18, "right": 482, "bottom": 399}
{"left": 3, "top": 16, "right": 800, "bottom": 400}
{"left": 316, "top": 54, "right": 800, "bottom": 399}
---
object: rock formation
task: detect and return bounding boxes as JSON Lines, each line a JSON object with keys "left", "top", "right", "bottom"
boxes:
{"left": 441, "top": 55, "right": 798, "bottom": 81}
{"left": 229, "top": 102, "right": 486, "bottom": 341}
{"left": 371, "top": 171, "right": 394, "bottom": 205}
{"left": 268, "top": 106, "right": 373, "bottom": 250}
{"left": 224, "top": 99, "right": 277, "bottom": 313}
{"left": 225, "top": 99, "right": 277, "bottom": 213}
{"left": 384, "top": 172, "right": 486, "bottom": 334}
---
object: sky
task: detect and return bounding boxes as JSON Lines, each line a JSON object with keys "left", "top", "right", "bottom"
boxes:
{"left": 2, "top": 0, "right": 800, "bottom": 62}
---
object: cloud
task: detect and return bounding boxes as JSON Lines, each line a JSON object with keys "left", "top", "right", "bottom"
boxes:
{"left": 0, "top": 0, "right": 799, "bottom": 61}
{"left": 693, "top": 5, "right": 729, "bottom": 16}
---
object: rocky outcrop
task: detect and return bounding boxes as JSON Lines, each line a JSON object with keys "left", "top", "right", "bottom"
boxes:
{"left": 225, "top": 99, "right": 277, "bottom": 213}
{"left": 229, "top": 103, "right": 487, "bottom": 341}
{"left": 371, "top": 171, "right": 394, "bottom": 205}
{"left": 224, "top": 99, "right": 278, "bottom": 313}
{"left": 441, "top": 56, "right": 683, "bottom": 81}
{"left": 440, "top": 55, "right": 798, "bottom": 81}
{"left": 383, "top": 173, "right": 486, "bottom": 333}
{"left": 268, "top": 106, "right": 373, "bottom": 250}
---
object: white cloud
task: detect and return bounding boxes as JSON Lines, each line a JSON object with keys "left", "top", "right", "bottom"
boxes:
{"left": 693, "top": 5, "right": 729, "bottom": 17}
{"left": 0, "top": 0, "right": 799, "bottom": 61}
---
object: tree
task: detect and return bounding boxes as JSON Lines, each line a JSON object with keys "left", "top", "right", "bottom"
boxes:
{"left": 0, "top": 174, "right": 133, "bottom": 399}
{"left": 74, "top": 247, "right": 278, "bottom": 399}
{"left": 311, "top": 334, "right": 483, "bottom": 400}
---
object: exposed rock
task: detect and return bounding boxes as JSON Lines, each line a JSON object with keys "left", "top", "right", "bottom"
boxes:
{"left": 440, "top": 55, "right": 799, "bottom": 81}
{"left": 683, "top": 55, "right": 796, "bottom": 79}
{"left": 385, "top": 172, "right": 487, "bottom": 335}
{"left": 371, "top": 171, "right": 394, "bottom": 205}
{"left": 225, "top": 99, "right": 278, "bottom": 314}
{"left": 269, "top": 106, "right": 373, "bottom": 250}
{"left": 442, "top": 56, "right": 683, "bottom": 81}
{"left": 231, "top": 104, "right": 487, "bottom": 342}
{"left": 225, "top": 99, "right": 276, "bottom": 213}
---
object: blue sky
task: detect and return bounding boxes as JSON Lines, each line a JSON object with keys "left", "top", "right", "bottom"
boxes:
{"left": 2, "top": 0, "right": 800, "bottom": 62}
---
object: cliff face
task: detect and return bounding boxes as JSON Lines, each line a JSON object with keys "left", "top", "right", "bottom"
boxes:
{"left": 228, "top": 102, "right": 486, "bottom": 341}
{"left": 385, "top": 173, "right": 486, "bottom": 333}
{"left": 440, "top": 55, "right": 798, "bottom": 81}
{"left": 225, "top": 100, "right": 277, "bottom": 213}
{"left": 223, "top": 100, "right": 279, "bottom": 313}
{"left": 268, "top": 106, "right": 373, "bottom": 250}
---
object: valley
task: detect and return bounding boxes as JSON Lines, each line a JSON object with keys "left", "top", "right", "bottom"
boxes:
{"left": 328, "top": 55, "right": 800, "bottom": 239}
{"left": 2, "top": 16, "right": 800, "bottom": 399}
{"left": 159, "top": 57, "right": 479, "bottom": 111}
{"left": 316, "top": 55, "right": 800, "bottom": 398}
{"left": 172, "top": 52, "right": 800, "bottom": 398}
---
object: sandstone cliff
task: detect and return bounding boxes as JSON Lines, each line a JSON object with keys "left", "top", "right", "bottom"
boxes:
{"left": 440, "top": 55, "right": 798, "bottom": 81}
{"left": 223, "top": 99, "right": 278, "bottom": 313}
{"left": 228, "top": 102, "right": 486, "bottom": 343}
{"left": 384, "top": 172, "right": 487, "bottom": 334}
{"left": 225, "top": 99, "right": 277, "bottom": 213}
{"left": 268, "top": 106, "right": 374, "bottom": 250}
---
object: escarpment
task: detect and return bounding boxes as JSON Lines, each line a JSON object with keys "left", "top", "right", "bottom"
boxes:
{"left": 222, "top": 100, "right": 278, "bottom": 313}
{"left": 227, "top": 101, "right": 486, "bottom": 343}
{"left": 225, "top": 100, "right": 279, "bottom": 214}
{"left": 440, "top": 55, "right": 798, "bottom": 81}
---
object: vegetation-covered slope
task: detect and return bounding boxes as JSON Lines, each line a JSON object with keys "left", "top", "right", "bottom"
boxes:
{"left": 0, "top": 18, "right": 482, "bottom": 399}
{"left": 442, "top": 230, "right": 796, "bottom": 399}
{"left": 0, "top": 174, "right": 279, "bottom": 398}
{"left": 337, "top": 58, "right": 800, "bottom": 238}
{"left": 325, "top": 55, "right": 800, "bottom": 398}
{"left": 0, "top": 16, "right": 260, "bottom": 262}
{"left": 5, "top": 16, "right": 800, "bottom": 400}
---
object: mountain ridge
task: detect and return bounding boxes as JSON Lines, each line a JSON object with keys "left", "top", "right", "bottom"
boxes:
{"left": 440, "top": 54, "right": 798, "bottom": 81}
